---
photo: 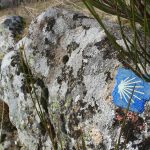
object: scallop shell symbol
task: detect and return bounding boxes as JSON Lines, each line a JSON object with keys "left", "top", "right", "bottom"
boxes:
{"left": 118, "top": 77, "right": 144, "bottom": 103}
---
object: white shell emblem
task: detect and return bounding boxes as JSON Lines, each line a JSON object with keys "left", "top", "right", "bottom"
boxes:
{"left": 118, "top": 77, "right": 144, "bottom": 103}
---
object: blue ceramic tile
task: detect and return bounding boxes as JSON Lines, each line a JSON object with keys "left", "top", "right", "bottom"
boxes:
{"left": 112, "top": 68, "right": 150, "bottom": 113}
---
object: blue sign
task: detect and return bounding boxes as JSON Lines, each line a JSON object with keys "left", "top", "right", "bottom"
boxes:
{"left": 112, "top": 68, "right": 150, "bottom": 113}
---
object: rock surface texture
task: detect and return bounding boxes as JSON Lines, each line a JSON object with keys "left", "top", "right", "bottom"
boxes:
{"left": 0, "top": 7, "right": 150, "bottom": 150}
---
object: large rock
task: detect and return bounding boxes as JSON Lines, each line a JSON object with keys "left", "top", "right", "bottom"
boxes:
{"left": 0, "top": 7, "right": 150, "bottom": 150}
{"left": 0, "top": 15, "right": 25, "bottom": 150}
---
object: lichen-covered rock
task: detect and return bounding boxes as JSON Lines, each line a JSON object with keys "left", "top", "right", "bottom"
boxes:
{"left": 1, "top": 7, "right": 150, "bottom": 150}
{"left": 0, "top": 15, "right": 24, "bottom": 59}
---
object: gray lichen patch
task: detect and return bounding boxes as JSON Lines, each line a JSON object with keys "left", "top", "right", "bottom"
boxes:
{"left": 0, "top": 14, "right": 25, "bottom": 92}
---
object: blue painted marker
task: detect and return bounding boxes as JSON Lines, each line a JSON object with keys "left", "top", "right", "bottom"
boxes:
{"left": 112, "top": 68, "right": 150, "bottom": 113}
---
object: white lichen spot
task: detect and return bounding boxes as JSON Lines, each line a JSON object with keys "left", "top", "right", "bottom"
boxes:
{"left": 75, "top": 95, "right": 80, "bottom": 103}
{"left": 1, "top": 51, "right": 15, "bottom": 71}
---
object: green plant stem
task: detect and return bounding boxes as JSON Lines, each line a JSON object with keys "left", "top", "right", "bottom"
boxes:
{"left": 19, "top": 47, "right": 57, "bottom": 150}
{"left": 115, "top": 84, "right": 136, "bottom": 150}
